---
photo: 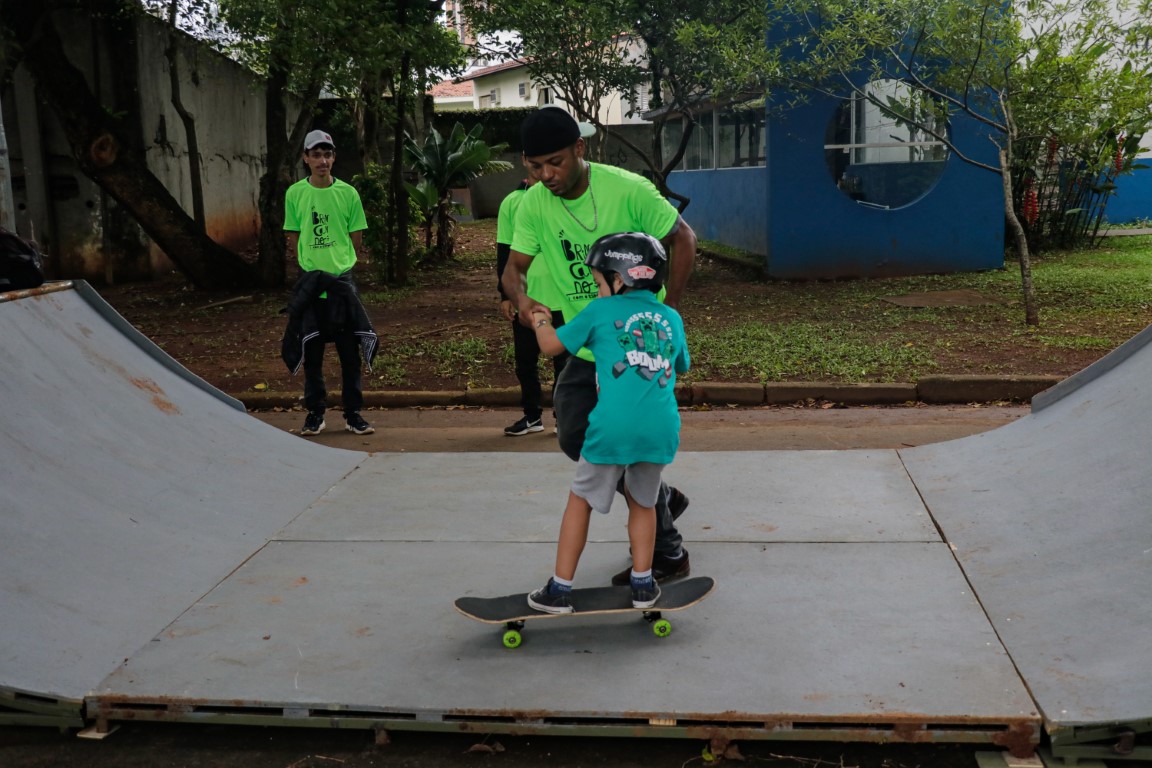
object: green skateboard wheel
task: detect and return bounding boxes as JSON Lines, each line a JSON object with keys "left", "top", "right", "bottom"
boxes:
{"left": 652, "top": 619, "right": 672, "bottom": 637}
{"left": 502, "top": 629, "right": 522, "bottom": 648}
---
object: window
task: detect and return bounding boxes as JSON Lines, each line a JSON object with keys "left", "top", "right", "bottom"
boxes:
{"left": 629, "top": 83, "right": 650, "bottom": 116}
{"left": 684, "top": 111, "right": 714, "bottom": 170}
{"left": 824, "top": 78, "right": 949, "bottom": 208}
{"left": 518, "top": 82, "right": 527, "bottom": 98}
{"left": 662, "top": 99, "right": 766, "bottom": 171}
{"left": 718, "top": 101, "right": 765, "bottom": 168}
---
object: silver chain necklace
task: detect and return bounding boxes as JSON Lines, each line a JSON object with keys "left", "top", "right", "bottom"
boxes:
{"left": 559, "top": 164, "right": 598, "bottom": 233}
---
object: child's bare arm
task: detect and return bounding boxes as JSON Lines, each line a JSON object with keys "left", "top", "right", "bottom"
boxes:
{"left": 530, "top": 309, "right": 567, "bottom": 357}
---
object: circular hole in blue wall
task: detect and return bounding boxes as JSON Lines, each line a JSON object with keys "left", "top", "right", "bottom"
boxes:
{"left": 824, "top": 79, "right": 950, "bottom": 210}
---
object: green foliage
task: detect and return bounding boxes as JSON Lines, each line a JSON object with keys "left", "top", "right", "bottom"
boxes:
{"left": 403, "top": 123, "right": 512, "bottom": 262}
{"left": 352, "top": 163, "right": 424, "bottom": 283}
{"left": 462, "top": 0, "right": 773, "bottom": 188}
{"left": 430, "top": 108, "right": 537, "bottom": 148}
{"left": 769, "top": 0, "right": 1152, "bottom": 247}
{"left": 688, "top": 320, "right": 938, "bottom": 383}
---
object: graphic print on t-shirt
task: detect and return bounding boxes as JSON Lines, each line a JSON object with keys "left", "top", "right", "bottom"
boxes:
{"left": 559, "top": 231, "right": 597, "bottom": 305}
{"left": 612, "top": 309, "right": 677, "bottom": 387}
{"left": 310, "top": 209, "right": 334, "bottom": 249}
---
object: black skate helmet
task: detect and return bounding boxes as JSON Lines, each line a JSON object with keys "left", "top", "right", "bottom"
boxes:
{"left": 584, "top": 232, "right": 667, "bottom": 293}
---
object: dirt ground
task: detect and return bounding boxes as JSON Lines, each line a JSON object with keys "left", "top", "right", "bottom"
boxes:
{"left": 0, "top": 724, "right": 1021, "bottom": 768}
{"left": 91, "top": 224, "right": 1114, "bottom": 399}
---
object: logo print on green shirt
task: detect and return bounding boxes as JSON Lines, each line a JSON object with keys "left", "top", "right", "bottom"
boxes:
{"left": 311, "top": 210, "right": 333, "bottom": 249}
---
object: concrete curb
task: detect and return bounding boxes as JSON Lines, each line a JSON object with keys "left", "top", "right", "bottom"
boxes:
{"left": 236, "top": 376, "right": 1063, "bottom": 411}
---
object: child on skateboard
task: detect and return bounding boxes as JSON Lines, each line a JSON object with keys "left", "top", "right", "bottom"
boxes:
{"left": 526, "top": 232, "right": 691, "bottom": 614}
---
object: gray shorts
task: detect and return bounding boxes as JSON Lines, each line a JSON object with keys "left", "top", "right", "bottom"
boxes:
{"left": 571, "top": 458, "right": 666, "bottom": 516}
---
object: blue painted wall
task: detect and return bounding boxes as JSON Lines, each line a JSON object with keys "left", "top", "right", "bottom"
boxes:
{"left": 669, "top": 98, "right": 1006, "bottom": 279}
{"left": 667, "top": 167, "right": 768, "bottom": 256}
{"left": 1108, "top": 165, "right": 1152, "bottom": 223}
{"left": 762, "top": 94, "right": 1005, "bottom": 279}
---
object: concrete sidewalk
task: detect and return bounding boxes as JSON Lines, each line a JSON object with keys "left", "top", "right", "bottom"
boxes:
{"left": 236, "top": 374, "right": 1062, "bottom": 412}
{"left": 250, "top": 403, "right": 1030, "bottom": 453}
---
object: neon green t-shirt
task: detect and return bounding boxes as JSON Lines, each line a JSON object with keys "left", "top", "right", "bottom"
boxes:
{"left": 284, "top": 177, "right": 367, "bottom": 275}
{"left": 510, "top": 162, "right": 680, "bottom": 361}
{"left": 497, "top": 186, "right": 559, "bottom": 307}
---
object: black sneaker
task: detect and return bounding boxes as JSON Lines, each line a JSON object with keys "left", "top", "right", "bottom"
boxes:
{"left": 345, "top": 412, "right": 375, "bottom": 435}
{"left": 527, "top": 579, "right": 574, "bottom": 614}
{"left": 632, "top": 581, "right": 661, "bottom": 609}
{"left": 504, "top": 416, "right": 544, "bottom": 436}
{"left": 300, "top": 411, "right": 325, "bottom": 436}
{"left": 611, "top": 548, "right": 690, "bottom": 586}
{"left": 668, "top": 488, "right": 690, "bottom": 521}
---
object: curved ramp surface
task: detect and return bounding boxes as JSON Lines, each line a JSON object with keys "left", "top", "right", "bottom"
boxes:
{"left": 903, "top": 324, "right": 1152, "bottom": 739}
{"left": 0, "top": 283, "right": 364, "bottom": 706}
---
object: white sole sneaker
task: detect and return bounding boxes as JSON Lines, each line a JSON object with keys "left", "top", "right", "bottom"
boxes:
{"left": 301, "top": 419, "right": 326, "bottom": 436}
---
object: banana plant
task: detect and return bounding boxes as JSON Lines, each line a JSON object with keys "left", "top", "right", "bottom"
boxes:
{"left": 404, "top": 122, "right": 512, "bottom": 262}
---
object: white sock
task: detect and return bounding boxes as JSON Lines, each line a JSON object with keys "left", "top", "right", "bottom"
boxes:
{"left": 551, "top": 575, "right": 573, "bottom": 592}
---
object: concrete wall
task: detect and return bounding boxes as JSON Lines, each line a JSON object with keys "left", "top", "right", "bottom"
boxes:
{"left": 135, "top": 16, "right": 267, "bottom": 268}
{"left": 1, "top": 10, "right": 271, "bottom": 281}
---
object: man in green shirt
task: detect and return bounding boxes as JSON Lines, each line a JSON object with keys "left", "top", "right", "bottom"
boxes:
{"left": 501, "top": 107, "right": 698, "bottom": 585}
{"left": 283, "top": 129, "right": 375, "bottom": 438}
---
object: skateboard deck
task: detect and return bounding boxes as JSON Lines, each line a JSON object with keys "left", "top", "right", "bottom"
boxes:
{"left": 455, "top": 575, "right": 715, "bottom": 648}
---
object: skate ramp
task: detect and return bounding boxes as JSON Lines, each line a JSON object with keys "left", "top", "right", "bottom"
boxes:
{"left": 0, "top": 283, "right": 364, "bottom": 711}
{"left": 903, "top": 323, "right": 1152, "bottom": 748}
{"left": 2, "top": 281, "right": 1148, "bottom": 760}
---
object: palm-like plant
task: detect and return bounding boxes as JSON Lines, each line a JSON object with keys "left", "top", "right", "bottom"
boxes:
{"left": 404, "top": 123, "right": 512, "bottom": 262}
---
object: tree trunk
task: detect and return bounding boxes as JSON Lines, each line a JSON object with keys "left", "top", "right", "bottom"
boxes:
{"left": 389, "top": 36, "right": 412, "bottom": 284}
{"left": 4, "top": 4, "right": 256, "bottom": 289}
{"left": 999, "top": 148, "right": 1039, "bottom": 326}
{"left": 434, "top": 194, "right": 454, "bottom": 263}
{"left": 258, "top": 58, "right": 293, "bottom": 288}
{"left": 165, "top": 0, "right": 204, "bottom": 232}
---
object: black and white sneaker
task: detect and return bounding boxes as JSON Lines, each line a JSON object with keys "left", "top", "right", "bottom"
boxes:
{"left": 345, "top": 412, "right": 375, "bottom": 435}
{"left": 504, "top": 416, "right": 544, "bottom": 436}
{"left": 632, "top": 580, "right": 661, "bottom": 609}
{"left": 300, "top": 412, "right": 325, "bottom": 436}
{"left": 527, "top": 579, "right": 574, "bottom": 614}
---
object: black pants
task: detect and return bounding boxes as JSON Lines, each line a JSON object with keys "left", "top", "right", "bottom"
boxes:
{"left": 512, "top": 310, "right": 568, "bottom": 420}
{"left": 303, "top": 316, "right": 364, "bottom": 418}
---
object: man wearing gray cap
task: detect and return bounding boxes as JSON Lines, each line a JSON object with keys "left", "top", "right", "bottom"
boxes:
{"left": 501, "top": 107, "right": 698, "bottom": 586}
{"left": 282, "top": 129, "right": 377, "bottom": 438}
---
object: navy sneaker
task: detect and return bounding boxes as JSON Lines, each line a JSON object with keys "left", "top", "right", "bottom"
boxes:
{"left": 527, "top": 579, "right": 574, "bottom": 614}
{"left": 300, "top": 411, "right": 325, "bottom": 436}
{"left": 505, "top": 416, "right": 544, "bottom": 436}
{"left": 632, "top": 580, "right": 661, "bottom": 609}
{"left": 345, "top": 412, "right": 375, "bottom": 435}
{"left": 612, "top": 548, "right": 690, "bottom": 586}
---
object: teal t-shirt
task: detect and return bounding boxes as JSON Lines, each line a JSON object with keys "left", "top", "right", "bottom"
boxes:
{"left": 510, "top": 162, "right": 680, "bottom": 360}
{"left": 284, "top": 177, "right": 367, "bottom": 275}
{"left": 556, "top": 291, "right": 690, "bottom": 465}
{"left": 497, "top": 186, "right": 558, "bottom": 306}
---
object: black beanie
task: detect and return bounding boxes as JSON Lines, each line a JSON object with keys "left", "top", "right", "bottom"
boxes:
{"left": 521, "top": 108, "right": 581, "bottom": 157}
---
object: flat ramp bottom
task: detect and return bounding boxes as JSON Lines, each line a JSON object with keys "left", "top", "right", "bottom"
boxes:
{"left": 88, "top": 468, "right": 1038, "bottom": 752}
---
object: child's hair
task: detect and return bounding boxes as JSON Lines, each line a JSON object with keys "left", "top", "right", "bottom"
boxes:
{"left": 584, "top": 232, "right": 667, "bottom": 293}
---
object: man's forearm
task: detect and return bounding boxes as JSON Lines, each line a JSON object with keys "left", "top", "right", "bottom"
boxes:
{"left": 663, "top": 218, "right": 697, "bottom": 308}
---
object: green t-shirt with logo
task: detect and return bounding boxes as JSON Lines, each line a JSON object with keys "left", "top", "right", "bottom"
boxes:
{"left": 497, "top": 187, "right": 559, "bottom": 307}
{"left": 510, "top": 162, "right": 679, "bottom": 361}
{"left": 284, "top": 177, "right": 367, "bottom": 275}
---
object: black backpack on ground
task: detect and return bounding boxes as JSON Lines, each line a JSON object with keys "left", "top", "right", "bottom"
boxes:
{"left": 0, "top": 226, "right": 46, "bottom": 290}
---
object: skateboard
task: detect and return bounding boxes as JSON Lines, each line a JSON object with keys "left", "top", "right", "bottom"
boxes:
{"left": 454, "top": 575, "right": 715, "bottom": 648}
